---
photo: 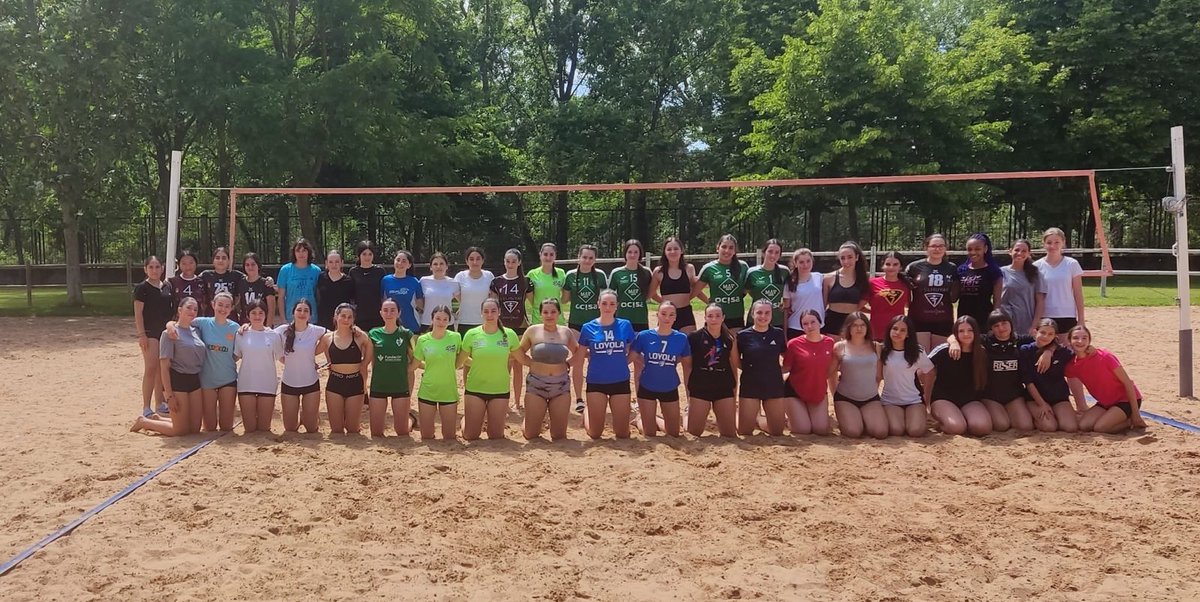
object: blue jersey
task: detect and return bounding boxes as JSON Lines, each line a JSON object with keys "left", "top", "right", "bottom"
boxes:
{"left": 381, "top": 274, "right": 424, "bottom": 332}
{"left": 278, "top": 263, "right": 321, "bottom": 320}
{"left": 192, "top": 317, "right": 240, "bottom": 389}
{"left": 579, "top": 318, "right": 636, "bottom": 384}
{"left": 633, "top": 329, "right": 690, "bottom": 392}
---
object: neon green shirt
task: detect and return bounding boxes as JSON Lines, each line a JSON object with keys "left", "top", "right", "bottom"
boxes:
{"left": 414, "top": 330, "right": 462, "bottom": 402}
{"left": 609, "top": 266, "right": 651, "bottom": 325}
{"left": 563, "top": 268, "right": 606, "bottom": 326}
{"left": 462, "top": 326, "right": 519, "bottom": 394}
{"left": 744, "top": 265, "right": 787, "bottom": 326}
{"left": 527, "top": 267, "right": 566, "bottom": 325}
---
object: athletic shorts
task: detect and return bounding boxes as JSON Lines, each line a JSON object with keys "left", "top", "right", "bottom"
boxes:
{"left": 783, "top": 381, "right": 826, "bottom": 407}
{"left": 369, "top": 390, "right": 410, "bottom": 399}
{"left": 281, "top": 381, "right": 320, "bottom": 396}
{"left": 526, "top": 372, "right": 571, "bottom": 400}
{"left": 418, "top": 397, "right": 458, "bottom": 406}
{"left": 238, "top": 388, "right": 276, "bottom": 397}
{"left": 673, "top": 309, "right": 696, "bottom": 330}
{"left": 821, "top": 310, "right": 849, "bottom": 336}
{"left": 457, "top": 323, "right": 481, "bottom": 335}
{"left": 836, "top": 390, "right": 882, "bottom": 408}
{"left": 631, "top": 323, "right": 650, "bottom": 333}
{"left": 985, "top": 385, "right": 1027, "bottom": 403}
{"left": 144, "top": 328, "right": 166, "bottom": 339}
{"left": 587, "top": 381, "right": 631, "bottom": 396}
{"left": 465, "top": 390, "right": 509, "bottom": 403}
{"left": 740, "top": 375, "right": 785, "bottom": 400}
{"left": 912, "top": 318, "right": 953, "bottom": 338}
{"left": 325, "top": 371, "right": 364, "bottom": 397}
{"left": 938, "top": 394, "right": 980, "bottom": 409}
{"left": 637, "top": 386, "right": 680, "bottom": 403}
{"left": 723, "top": 316, "right": 745, "bottom": 330}
{"left": 210, "top": 380, "right": 237, "bottom": 391}
{"left": 1104, "top": 399, "right": 1141, "bottom": 418}
{"left": 1048, "top": 317, "right": 1078, "bottom": 332}
{"left": 169, "top": 369, "right": 202, "bottom": 394}
{"left": 687, "top": 375, "right": 736, "bottom": 402}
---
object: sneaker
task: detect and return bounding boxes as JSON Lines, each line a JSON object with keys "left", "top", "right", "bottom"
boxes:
{"left": 142, "top": 408, "right": 154, "bottom": 418}
{"left": 156, "top": 403, "right": 170, "bottom": 415}
{"left": 574, "top": 398, "right": 585, "bottom": 414}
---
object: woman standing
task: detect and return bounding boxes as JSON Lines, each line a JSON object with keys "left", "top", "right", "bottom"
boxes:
{"left": 460, "top": 299, "right": 520, "bottom": 440}
{"left": 866, "top": 251, "right": 910, "bottom": 342}
{"left": 1065, "top": 325, "right": 1146, "bottom": 433}
{"left": 277, "top": 238, "right": 322, "bottom": 326}
{"left": 454, "top": 247, "right": 495, "bottom": 334}
{"left": 632, "top": 302, "right": 691, "bottom": 437}
{"left": 737, "top": 299, "right": 788, "bottom": 436}
{"left": 240, "top": 253, "right": 276, "bottom": 328}
{"left": 315, "top": 250, "right": 356, "bottom": 330}
{"left": 650, "top": 237, "right": 698, "bottom": 333}
{"left": 419, "top": 252, "right": 461, "bottom": 333}
{"left": 1032, "top": 228, "right": 1085, "bottom": 343}
{"left": 234, "top": 299, "right": 283, "bottom": 433}
{"left": 527, "top": 242, "right": 567, "bottom": 324}
{"left": 822, "top": 242, "right": 868, "bottom": 338}
{"left": 578, "top": 290, "right": 637, "bottom": 439}
{"left": 349, "top": 240, "right": 386, "bottom": 330}
{"left": 199, "top": 247, "right": 247, "bottom": 320}
{"left": 696, "top": 234, "right": 749, "bottom": 330}
{"left": 782, "top": 309, "right": 834, "bottom": 436}
{"left": 382, "top": 250, "right": 424, "bottom": 333}
{"left": 275, "top": 299, "right": 328, "bottom": 433}
{"left": 999, "top": 239, "right": 1038, "bottom": 336}
{"left": 413, "top": 305, "right": 464, "bottom": 440}
{"left": 490, "top": 248, "right": 534, "bottom": 407}
{"left": 905, "top": 233, "right": 959, "bottom": 352}
{"left": 563, "top": 244, "right": 607, "bottom": 411}
{"left": 169, "top": 250, "right": 209, "bottom": 313}
{"left": 877, "top": 315, "right": 931, "bottom": 438}
{"left": 927, "top": 316, "right": 991, "bottom": 436}
{"left": 783, "top": 248, "right": 824, "bottom": 341}
{"left": 367, "top": 299, "right": 416, "bottom": 437}
{"left": 1020, "top": 319, "right": 1078, "bottom": 432}
{"left": 609, "top": 239, "right": 653, "bottom": 331}
{"left": 745, "top": 239, "right": 788, "bottom": 329}
{"left": 130, "top": 297, "right": 205, "bottom": 436}
{"left": 322, "top": 303, "right": 372, "bottom": 434}
{"left": 133, "top": 256, "right": 175, "bottom": 417}
{"left": 517, "top": 299, "right": 579, "bottom": 440}
{"left": 684, "top": 305, "right": 740, "bottom": 437}
{"left": 956, "top": 233, "right": 1003, "bottom": 328}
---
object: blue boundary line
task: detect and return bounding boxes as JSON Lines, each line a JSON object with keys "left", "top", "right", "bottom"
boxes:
{"left": 0, "top": 428, "right": 232, "bottom": 577}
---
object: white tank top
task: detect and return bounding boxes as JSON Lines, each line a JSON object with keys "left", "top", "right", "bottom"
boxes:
{"left": 786, "top": 271, "right": 825, "bottom": 330}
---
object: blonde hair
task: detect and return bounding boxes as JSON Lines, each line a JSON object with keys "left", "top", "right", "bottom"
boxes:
{"left": 1042, "top": 227, "right": 1066, "bottom": 244}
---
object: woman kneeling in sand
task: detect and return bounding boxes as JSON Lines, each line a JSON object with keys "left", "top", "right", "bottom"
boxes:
{"left": 1064, "top": 325, "right": 1147, "bottom": 433}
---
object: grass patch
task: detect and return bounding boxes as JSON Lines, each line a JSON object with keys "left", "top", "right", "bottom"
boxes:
{"left": 0, "top": 276, "right": 1196, "bottom": 317}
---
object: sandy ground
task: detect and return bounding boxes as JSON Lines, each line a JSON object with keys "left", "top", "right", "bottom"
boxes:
{"left": 1, "top": 307, "right": 1199, "bottom": 601}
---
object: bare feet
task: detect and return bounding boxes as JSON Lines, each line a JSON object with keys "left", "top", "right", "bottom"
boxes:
{"left": 130, "top": 417, "right": 144, "bottom": 432}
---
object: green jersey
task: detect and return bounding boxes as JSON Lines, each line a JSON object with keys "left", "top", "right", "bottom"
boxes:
{"left": 414, "top": 330, "right": 462, "bottom": 402}
{"left": 608, "top": 266, "right": 651, "bottom": 325}
{"left": 462, "top": 326, "right": 520, "bottom": 394}
{"left": 368, "top": 326, "right": 414, "bottom": 395}
{"left": 563, "top": 268, "right": 607, "bottom": 327}
{"left": 699, "top": 259, "right": 749, "bottom": 319}
{"left": 527, "top": 267, "right": 567, "bottom": 325}
{"left": 744, "top": 265, "right": 788, "bottom": 326}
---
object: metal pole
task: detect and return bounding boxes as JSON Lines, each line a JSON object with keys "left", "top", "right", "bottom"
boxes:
{"left": 166, "top": 150, "right": 183, "bottom": 277}
{"left": 25, "top": 261, "right": 33, "bottom": 308}
{"left": 1171, "top": 126, "right": 1192, "bottom": 397}
{"left": 228, "top": 190, "right": 238, "bottom": 261}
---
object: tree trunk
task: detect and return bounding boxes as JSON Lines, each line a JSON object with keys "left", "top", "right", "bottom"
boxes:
{"left": 59, "top": 192, "right": 84, "bottom": 306}
{"left": 633, "top": 189, "right": 649, "bottom": 246}
{"left": 513, "top": 195, "right": 538, "bottom": 256}
{"left": 554, "top": 190, "right": 568, "bottom": 251}
{"left": 807, "top": 206, "right": 821, "bottom": 250}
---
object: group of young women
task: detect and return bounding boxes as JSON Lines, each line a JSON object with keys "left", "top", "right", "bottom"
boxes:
{"left": 130, "top": 227, "right": 1146, "bottom": 441}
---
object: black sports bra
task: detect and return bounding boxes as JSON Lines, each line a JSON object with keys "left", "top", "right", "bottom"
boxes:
{"left": 828, "top": 275, "right": 864, "bottom": 305}
{"left": 328, "top": 334, "right": 363, "bottom": 364}
{"left": 660, "top": 267, "right": 691, "bottom": 295}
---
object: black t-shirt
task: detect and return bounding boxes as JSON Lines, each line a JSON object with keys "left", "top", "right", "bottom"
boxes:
{"left": 240, "top": 277, "right": 276, "bottom": 316}
{"left": 687, "top": 329, "right": 735, "bottom": 386}
{"left": 957, "top": 266, "right": 998, "bottom": 327}
{"left": 169, "top": 275, "right": 208, "bottom": 314}
{"left": 315, "top": 272, "right": 356, "bottom": 329}
{"left": 905, "top": 259, "right": 958, "bottom": 324}
{"left": 1020, "top": 342, "right": 1073, "bottom": 403}
{"left": 490, "top": 274, "right": 533, "bottom": 329}
{"left": 200, "top": 269, "right": 246, "bottom": 318}
{"left": 929, "top": 344, "right": 981, "bottom": 403}
{"left": 982, "top": 333, "right": 1033, "bottom": 400}
{"left": 134, "top": 280, "right": 176, "bottom": 336}
{"left": 737, "top": 326, "right": 786, "bottom": 382}
{"left": 349, "top": 265, "right": 386, "bottom": 329}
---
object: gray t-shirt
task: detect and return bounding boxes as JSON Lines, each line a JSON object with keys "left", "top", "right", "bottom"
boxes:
{"left": 160, "top": 325, "right": 207, "bottom": 374}
{"left": 999, "top": 265, "right": 1036, "bottom": 334}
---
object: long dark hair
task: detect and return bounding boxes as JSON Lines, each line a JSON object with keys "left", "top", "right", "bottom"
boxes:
{"left": 658, "top": 236, "right": 686, "bottom": 272}
{"left": 787, "top": 248, "right": 814, "bottom": 293}
{"left": 881, "top": 314, "right": 921, "bottom": 367}
{"left": 291, "top": 238, "right": 315, "bottom": 266}
{"left": 880, "top": 251, "right": 914, "bottom": 289}
{"left": 622, "top": 239, "right": 651, "bottom": 297}
{"left": 952, "top": 315, "right": 988, "bottom": 391}
{"left": 717, "top": 234, "right": 742, "bottom": 281}
{"left": 839, "top": 241, "right": 869, "bottom": 294}
{"left": 285, "top": 298, "right": 313, "bottom": 353}
{"left": 839, "top": 311, "right": 871, "bottom": 342}
{"left": 177, "top": 249, "right": 199, "bottom": 276}
{"left": 1012, "top": 239, "right": 1038, "bottom": 286}
{"left": 761, "top": 238, "right": 787, "bottom": 286}
{"left": 704, "top": 303, "right": 734, "bottom": 347}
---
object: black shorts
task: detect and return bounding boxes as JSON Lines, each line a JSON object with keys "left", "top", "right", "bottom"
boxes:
{"left": 740, "top": 375, "right": 785, "bottom": 400}
{"left": 325, "top": 371, "right": 365, "bottom": 397}
{"left": 210, "top": 380, "right": 237, "bottom": 391}
{"left": 637, "top": 386, "right": 680, "bottom": 403}
{"left": 281, "top": 380, "right": 320, "bottom": 396}
{"left": 144, "top": 328, "right": 166, "bottom": 339}
{"left": 821, "top": 310, "right": 849, "bottom": 336}
{"left": 169, "top": 369, "right": 202, "bottom": 393}
{"left": 1048, "top": 317, "right": 1078, "bottom": 332}
{"left": 457, "top": 323, "right": 481, "bottom": 334}
{"left": 834, "top": 390, "right": 880, "bottom": 408}
{"left": 587, "top": 381, "right": 631, "bottom": 396}
{"left": 465, "top": 390, "right": 510, "bottom": 403}
{"left": 723, "top": 316, "right": 745, "bottom": 329}
{"left": 369, "top": 390, "right": 410, "bottom": 399}
{"left": 786, "top": 328, "right": 804, "bottom": 341}
{"left": 673, "top": 308, "right": 696, "bottom": 330}
{"left": 418, "top": 398, "right": 458, "bottom": 406}
{"left": 985, "top": 386, "right": 1027, "bottom": 403}
{"left": 940, "top": 395, "right": 979, "bottom": 409}
{"left": 1106, "top": 399, "right": 1141, "bottom": 418}
{"left": 912, "top": 318, "right": 953, "bottom": 337}
{"left": 631, "top": 323, "right": 650, "bottom": 333}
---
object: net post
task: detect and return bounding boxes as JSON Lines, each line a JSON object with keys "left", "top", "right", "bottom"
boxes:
{"left": 869, "top": 246, "right": 877, "bottom": 277}
{"left": 166, "top": 150, "right": 183, "bottom": 277}
{"left": 1171, "top": 126, "right": 1192, "bottom": 397}
{"left": 228, "top": 190, "right": 238, "bottom": 261}
{"left": 1100, "top": 274, "right": 1108, "bottom": 298}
